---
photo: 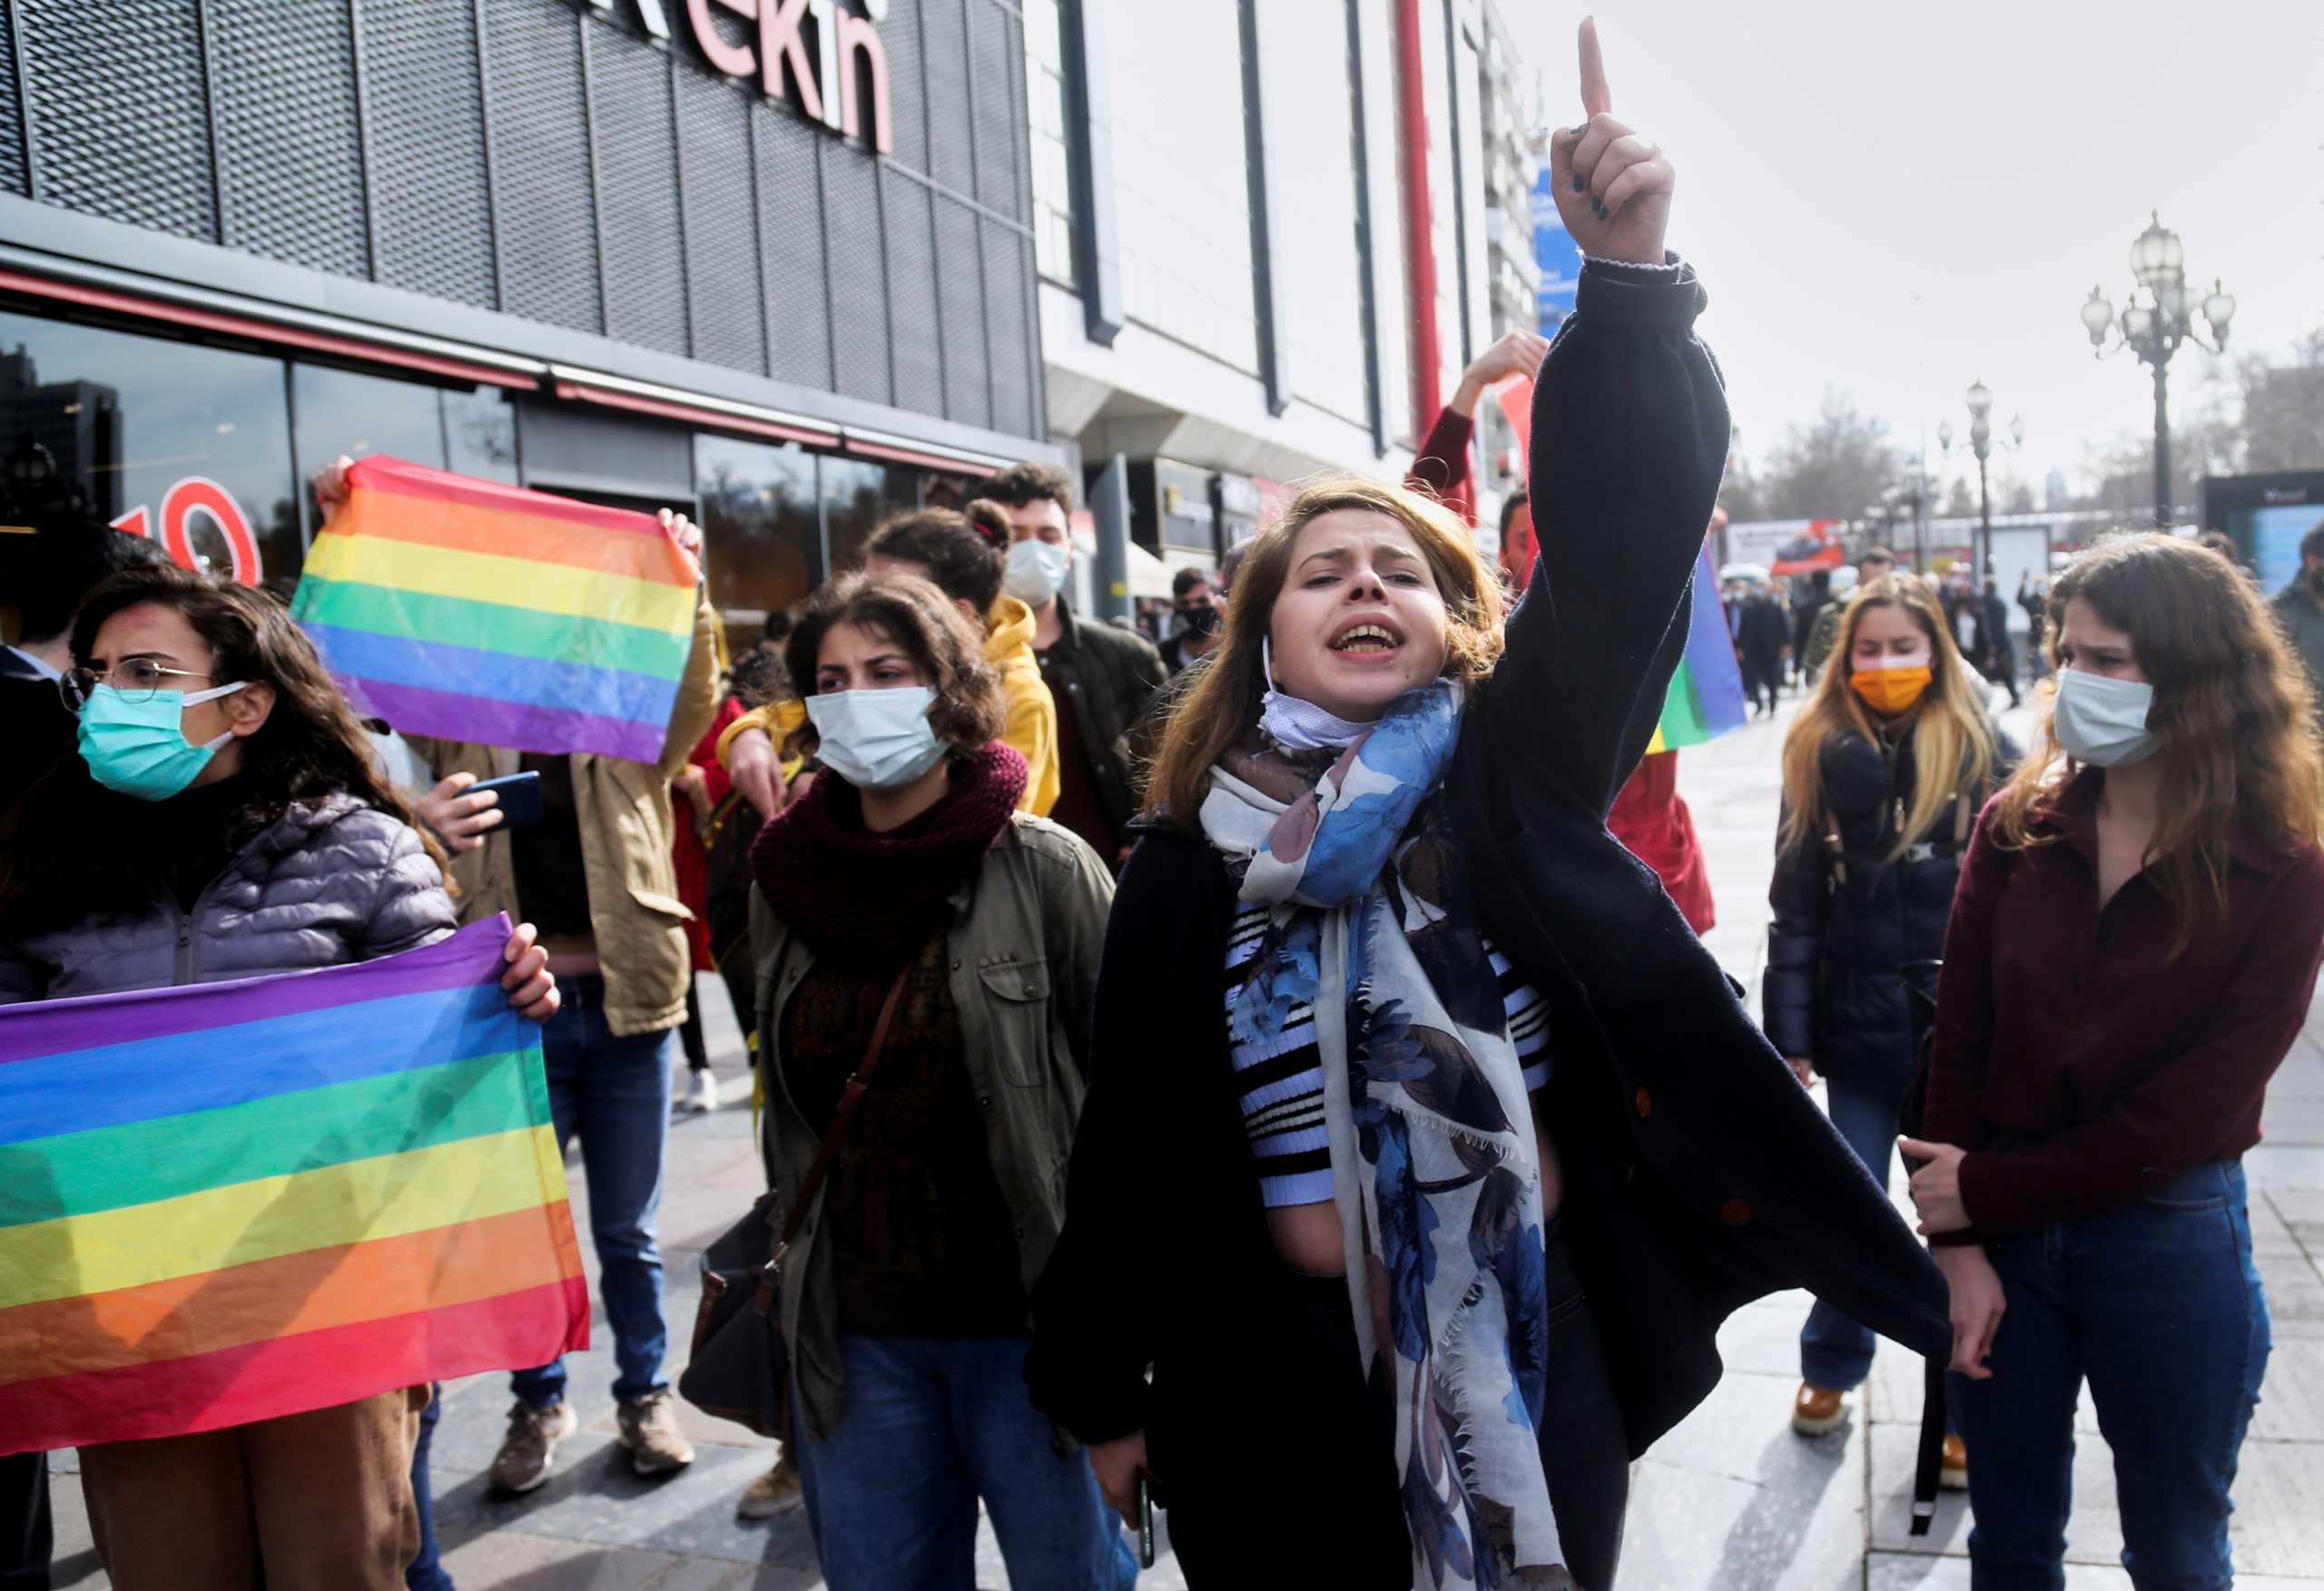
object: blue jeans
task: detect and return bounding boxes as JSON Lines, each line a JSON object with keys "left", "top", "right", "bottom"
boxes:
{"left": 405, "top": 1385, "right": 454, "bottom": 1591}
{"left": 510, "top": 977, "right": 675, "bottom": 1408}
{"left": 793, "top": 1336, "right": 1137, "bottom": 1591}
{"left": 1953, "top": 1162, "right": 2270, "bottom": 1591}
{"left": 1801, "top": 1074, "right": 1910, "bottom": 1391}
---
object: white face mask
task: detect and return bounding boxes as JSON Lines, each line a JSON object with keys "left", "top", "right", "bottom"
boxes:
{"left": 1002, "top": 537, "right": 1068, "bottom": 604}
{"left": 2053, "top": 667, "right": 2160, "bottom": 768}
{"left": 804, "top": 686, "right": 947, "bottom": 790}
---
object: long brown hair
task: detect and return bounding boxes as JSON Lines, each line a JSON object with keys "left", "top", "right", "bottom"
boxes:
{"left": 1992, "top": 534, "right": 2324, "bottom": 949}
{"left": 1778, "top": 574, "right": 1997, "bottom": 860}
{"left": 1142, "top": 475, "right": 1504, "bottom": 828}
{"left": 0, "top": 564, "right": 443, "bottom": 931}
{"left": 781, "top": 572, "right": 1004, "bottom": 761}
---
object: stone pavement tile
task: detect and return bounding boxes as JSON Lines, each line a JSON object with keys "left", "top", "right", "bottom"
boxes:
{"left": 1710, "top": 1299, "right": 1812, "bottom": 1380}
{"left": 432, "top": 1530, "right": 773, "bottom": 1589}
{"left": 1620, "top": 1369, "right": 1865, "bottom": 1591}
{"left": 1866, "top": 1551, "right": 2324, "bottom": 1589}
{"left": 2233, "top": 1439, "right": 2324, "bottom": 1577}
{"left": 2266, "top": 1091, "right": 2324, "bottom": 1144}
{"left": 431, "top": 1433, "right": 814, "bottom": 1570}
{"left": 2250, "top": 1144, "right": 2324, "bottom": 1192}
{"left": 2252, "top": 1338, "right": 2324, "bottom": 1442}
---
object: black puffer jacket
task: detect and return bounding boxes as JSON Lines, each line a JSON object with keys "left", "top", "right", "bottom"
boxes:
{"left": 1763, "top": 724, "right": 2013, "bottom": 1097}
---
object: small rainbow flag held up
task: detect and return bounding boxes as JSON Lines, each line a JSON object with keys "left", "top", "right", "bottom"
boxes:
{"left": 1646, "top": 539, "right": 1751, "bottom": 753}
{"left": 292, "top": 457, "right": 697, "bottom": 761}
{"left": 0, "top": 918, "right": 588, "bottom": 1455}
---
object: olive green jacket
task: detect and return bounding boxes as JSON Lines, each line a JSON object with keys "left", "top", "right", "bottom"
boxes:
{"left": 749, "top": 812, "right": 1115, "bottom": 1443}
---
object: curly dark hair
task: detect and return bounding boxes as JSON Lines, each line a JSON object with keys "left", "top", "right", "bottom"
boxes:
{"left": 865, "top": 508, "right": 1004, "bottom": 615}
{"left": 0, "top": 564, "right": 443, "bottom": 932}
{"left": 782, "top": 574, "right": 1004, "bottom": 763}
{"left": 971, "top": 461, "right": 1076, "bottom": 517}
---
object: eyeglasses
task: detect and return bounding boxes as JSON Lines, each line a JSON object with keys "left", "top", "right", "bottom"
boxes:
{"left": 59, "top": 661, "right": 216, "bottom": 712}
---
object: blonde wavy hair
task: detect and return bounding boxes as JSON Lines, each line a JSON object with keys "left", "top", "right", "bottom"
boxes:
{"left": 1141, "top": 475, "right": 1504, "bottom": 829}
{"left": 1992, "top": 533, "right": 2324, "bottom": 951}
{"left": 1778, "top": 573, "right": 1998, "bottom": 861}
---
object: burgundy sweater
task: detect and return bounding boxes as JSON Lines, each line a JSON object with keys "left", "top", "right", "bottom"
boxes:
{"left": 1924, "top": 772, "right": 2324, "bottom": 1236}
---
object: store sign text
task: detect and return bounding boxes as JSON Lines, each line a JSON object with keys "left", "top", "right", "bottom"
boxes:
{"left": 594, "top": 0, "right": 893, "bottom": 154}
{"left": 113, "top": 478, "right": 262, "bottom": 584}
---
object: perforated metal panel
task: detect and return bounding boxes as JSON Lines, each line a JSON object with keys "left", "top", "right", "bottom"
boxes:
{"left": 587, "top": 28, "right": 688, "bottom": 358}
{"left": 677, "top": 68, "right": 763, "bottom": 376}
{"left": 16, "top": 0, "right": 218, "bottom": 241}
{"left": 484, "top": 0, "right": 602, "bottom": 332}
{"left": 966, "top": 0, "right": 1021, "bottom": 223}
{"left": 875, "top": 0, "right": 928, "bottom": 176}
{"left": 935, "top": 193, "right": 988, "bottom": 430}
{"left": 921, "top": 0, "right": 972, "bottom": 197}
{"left": 0, "top": 10, "right": 27, "bottom": 196}
{"left": 883, "top": 172, "right": 941, "bottom": 417}
{"left": 359, "top": 0, "right": 498, "bottom": 309}
{"left": 982, "top": 215, "right": 1034, "bottom": 437}
{"left": 822, "top": 139, "right": 890, "bottom": 405}
{"left": 209, "top": 0, "right": 370, "bottom": 277}
{"left": 753, "top": 97, "right": 832, "bottom": 392}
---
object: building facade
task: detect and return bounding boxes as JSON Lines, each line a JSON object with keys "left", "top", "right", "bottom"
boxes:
{"left": 0, "top": 0, "right": 1058, "bottom": 638}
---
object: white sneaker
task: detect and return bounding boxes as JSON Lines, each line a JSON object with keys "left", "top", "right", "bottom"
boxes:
{"left": 686, "top": 1068, "right": 719, "bottom": 1114}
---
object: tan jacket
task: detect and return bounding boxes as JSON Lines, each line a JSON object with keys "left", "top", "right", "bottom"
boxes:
{"left": 407, "top": 590, "right": 721, "bottom": 1036}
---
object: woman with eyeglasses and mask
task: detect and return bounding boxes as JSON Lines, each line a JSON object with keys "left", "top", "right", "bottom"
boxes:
{"left": 1903, "top": 535, "right": 2324, "bottom": 1589}
{"left": 1025, "top": 25, "right": 1948, "bottom": 1591}
{"left": 1764, "top": 574, "right": 2011, "bottom": 1471}
{"left": 742, "top": 573, "right": 1131, "bottom": 1590}
{"left": 0, "top": 564, "right": 557, "bottom": 1590}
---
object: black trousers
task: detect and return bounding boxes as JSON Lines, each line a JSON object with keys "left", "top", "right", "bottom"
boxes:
{"left": 0, "top": 1450, "right": 51, "bottom": 1591}
{"left": 1162, "top": 1230, "right": 1628, "bottom": 1590}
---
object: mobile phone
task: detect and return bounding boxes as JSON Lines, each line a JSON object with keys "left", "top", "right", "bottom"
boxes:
{"left": 1137, "top": 1475, "right": 1156, "bottom": 1569}
{"left": 466, "top": 770, "right": 544, "bottom": 830}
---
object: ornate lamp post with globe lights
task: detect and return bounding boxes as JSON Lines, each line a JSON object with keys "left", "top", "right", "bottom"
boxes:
{"left": 2080, "top": 211, "right": 2236, "bottom": 527}
{"left": 1938, "top": 382, "right": 2024, "bottom": 580}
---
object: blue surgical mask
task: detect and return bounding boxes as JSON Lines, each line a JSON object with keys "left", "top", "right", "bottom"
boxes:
{"left": 805, "top": 685, "right": 948, "bottom": 790}
{"left": 77, "top": 681, "right": 251, "bottom": 800}
{"left": 2053, "top": 667, "right": 2159, "bottom": 767}
{"left": 1002, "top": 537, "right": 1068, "bottom": 604}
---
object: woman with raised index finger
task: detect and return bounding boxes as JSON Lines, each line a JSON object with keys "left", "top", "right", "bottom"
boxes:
{"left": 1026, "top": 21, "right": 1949, "bottom": 1591}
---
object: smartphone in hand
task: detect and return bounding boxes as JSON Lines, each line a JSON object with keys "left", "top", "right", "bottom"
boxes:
{"left": 1137, "top": 1475, "right": 1156, "bottom": 1569}
{"left": 466, "top": 770, "right": 544, "bottom": 830}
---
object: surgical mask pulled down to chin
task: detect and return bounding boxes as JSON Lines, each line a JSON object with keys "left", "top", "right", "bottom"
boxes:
{"left": 1001, "top": 538, "right": 1068, "bottom": 604}
{"left": 2053, "top": 667, "right": 2160, "bottom": 767}
{"left": 79, "top": 681, "right": 251, "bottom": 800}
{"left": 805, "top": 686, "right": 948, "bottom": 790}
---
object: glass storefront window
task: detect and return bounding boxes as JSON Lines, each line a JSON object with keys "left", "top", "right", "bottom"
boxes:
{"left": 696, "top": 434, "right": 821, "bottom": 657}
{"left": 821, "top": 456, "right": 921, "bottom": 575}
{"left": 292, "top": 364, "right": 517, "bottom": 536}
{"left": 0, "top": 309, "right": 297, "bottom": 584}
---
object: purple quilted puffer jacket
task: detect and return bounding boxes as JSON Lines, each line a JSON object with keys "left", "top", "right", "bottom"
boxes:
{"left": 0, "top": 792, "right": 456, "bottom": 1004}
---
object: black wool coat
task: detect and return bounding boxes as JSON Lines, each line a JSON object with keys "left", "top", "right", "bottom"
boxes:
{"left": 1025, "top": 259, "right": 1949, "bottom": 1470}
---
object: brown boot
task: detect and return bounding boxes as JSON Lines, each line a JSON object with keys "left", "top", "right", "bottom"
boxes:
{"left": 616, "top": 1390, "right": 695, "bottom": 1477}
{"left": 1940, "top": 1433, "right": 1969, "bottom": 1490}
{"left": 1791, "top": 1381, "right": 1846, "bottom": 1436}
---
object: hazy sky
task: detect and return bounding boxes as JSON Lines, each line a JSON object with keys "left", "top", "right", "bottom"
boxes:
{"left": 1499, "top": 0, "right": 2323, "bottom": 502}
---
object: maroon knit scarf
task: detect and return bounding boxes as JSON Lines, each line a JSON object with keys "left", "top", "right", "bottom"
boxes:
{"left": 751, "top": 742, "right": 1029, "bottom": 966}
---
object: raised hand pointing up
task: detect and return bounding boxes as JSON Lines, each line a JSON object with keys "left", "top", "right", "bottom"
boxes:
{"left": 1548, "top": 18, "right": 1675, "bottom": 268}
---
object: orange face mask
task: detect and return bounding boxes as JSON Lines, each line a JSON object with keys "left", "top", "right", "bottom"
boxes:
{"left": 1850, "top": 663, "right": 1934, "bottom": 716}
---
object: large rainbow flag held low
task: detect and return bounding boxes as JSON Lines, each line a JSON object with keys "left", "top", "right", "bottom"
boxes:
{"left": 0, "top": 918, "right": 588, "bottom": 1455}
{"left": 292, "top": 457, "right": 697, "bottom": 761}
{"left": 1645, "top": 539, "right": 1751, "bottom": 753}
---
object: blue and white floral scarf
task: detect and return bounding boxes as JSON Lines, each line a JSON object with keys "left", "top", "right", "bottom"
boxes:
{"left": 1200, "top": 681, "right": 1566, "bottom": 1589}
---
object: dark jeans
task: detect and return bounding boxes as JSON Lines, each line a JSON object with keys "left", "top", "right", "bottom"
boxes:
{"left": 0, "top": 1450, "right": 48, "bottom": 1591}
{"left": 1164, "top": 1228, "right": 1627, "bottom": 1591}
{"left": 1953, "top": 1162, "right": 2270, "bottom": 1591}
{"left": 677, "top": 980, "right": 710, "bottom": 1073}
{"left": 511, "top": 976, "right": 675, "bottom": 1408}
{"left": 405, "top": 1385, "right": 453, "bottom": 1591}
{"left": 791, "top": 1336, "right": 1137, "bottom": 1591}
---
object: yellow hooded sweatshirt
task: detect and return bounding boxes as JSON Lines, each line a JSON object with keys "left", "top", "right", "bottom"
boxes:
{"left": 717, "top": 596, "right": 1059, "bottom": 817}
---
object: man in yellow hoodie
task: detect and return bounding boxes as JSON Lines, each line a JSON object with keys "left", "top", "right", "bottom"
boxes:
{"left": 717, "top": 507, "right": 1059, "bottom": 816}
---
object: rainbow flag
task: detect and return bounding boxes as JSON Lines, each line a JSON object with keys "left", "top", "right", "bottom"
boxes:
{"left": 1646, "top": 539, "right": 1750, "bottom": 752}
{"left": 0, "top": 918, "right": 588, "bottom": 1455}
{"left": 292, "top": 457, "right": 697, "bottom": 761}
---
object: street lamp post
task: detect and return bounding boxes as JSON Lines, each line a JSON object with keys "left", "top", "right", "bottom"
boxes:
{"left": 2080, "top": 211, "right": 2236, "bottom": 528}
{"left": 1938, "top": 388, "right": 2024, "bottom": 579}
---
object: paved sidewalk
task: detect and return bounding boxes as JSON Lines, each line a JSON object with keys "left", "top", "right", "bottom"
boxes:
{"left": 44, "top": 695, "right": 2324, "bottom": 1587}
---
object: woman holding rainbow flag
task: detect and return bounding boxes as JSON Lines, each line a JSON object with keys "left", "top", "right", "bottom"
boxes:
{"left": 0, "top": 564, "right": 559, "bottom": 1590}
{"left": 1024, "top": 22, "right": 1947, "bottom": 1591}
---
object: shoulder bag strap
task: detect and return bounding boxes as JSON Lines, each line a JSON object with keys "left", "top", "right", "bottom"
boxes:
{"left": 774, "top": 962, "right": 914, "bottom": 1254}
